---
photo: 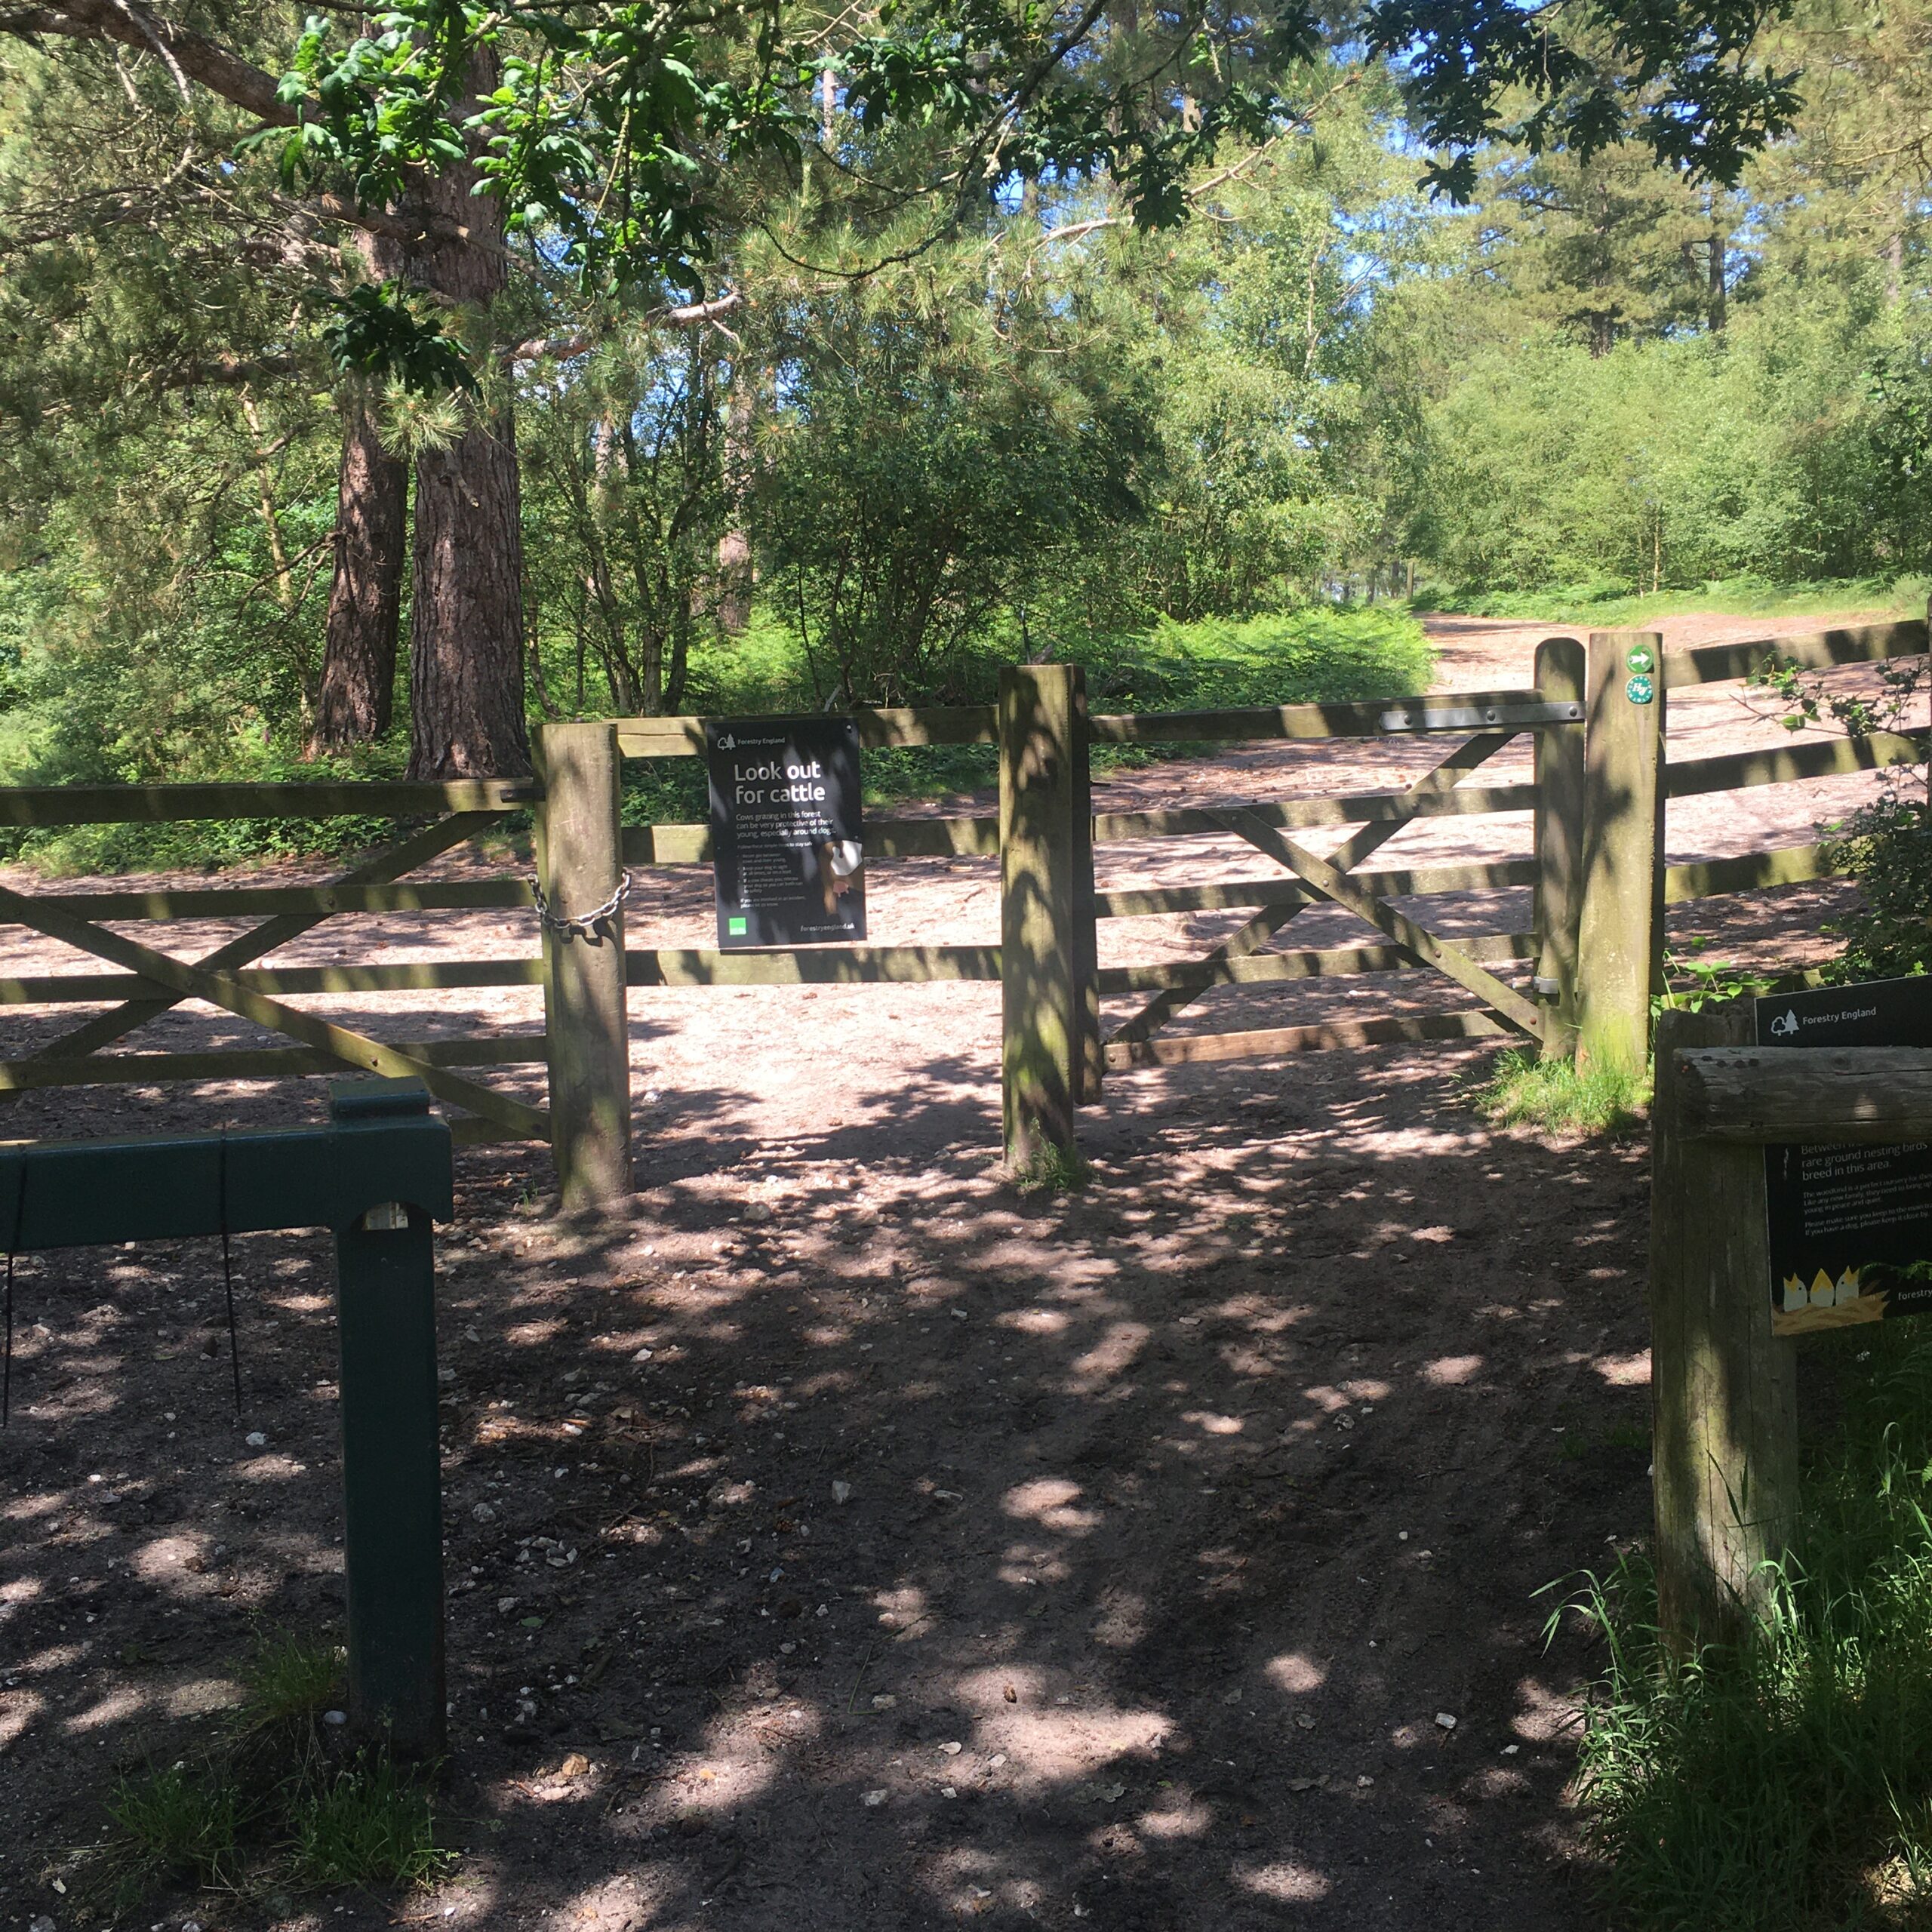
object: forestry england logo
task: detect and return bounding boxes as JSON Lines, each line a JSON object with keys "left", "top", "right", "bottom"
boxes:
{"left": 1770, "top": 1008, "right": 1801, "bottom": 1039}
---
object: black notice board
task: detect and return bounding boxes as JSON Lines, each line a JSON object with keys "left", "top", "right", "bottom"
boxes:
{"left": 1755, "top": 975, "right": 1932, "bottom": 1334}
{"left": 706, "top": 716, "right": 866, "bottom": 949}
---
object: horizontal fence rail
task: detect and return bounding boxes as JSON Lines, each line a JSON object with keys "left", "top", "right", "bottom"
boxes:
{"left": 1664, "top": 842, "right": 1832, "bottom": 903}
{"left": 1664, "top": 618, "right": 1928, "bottom": 691}
{"left": 1105, "top": 1008, "right": 1513, "bottom": 1070}
{"left": 20, "top": 878, "right": 534, "bottom": 921}
{"left": 2, "top": 958, "right": 544, "bottom": 1004}
{"left": 1666, "top": 731, "right": 1925, "bottom": 798}
{"left": 626, "top": 946, "right": 1001, "bottom": 986}
{"left": 0, "top": 779, "right": 537, "bottom": 826}
{"left": 0, "top": 1036, "right": 545, "bottom": 1090}
{"left": 1096, "top": 934, "right": 1533, "bottom": 994}
{"left": 610, "top": 687, "right": 1579, "bottom": 762}
{"left": 0, "top": 618, "right": 1923, "bottom": 1180}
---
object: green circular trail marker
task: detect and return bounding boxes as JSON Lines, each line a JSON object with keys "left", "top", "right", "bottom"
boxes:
{"left": 1626, "top": 644, "right": 1656, "bottom": 674}
{"left": 1626, "top": 673, "right": 1655, "bottom": 705}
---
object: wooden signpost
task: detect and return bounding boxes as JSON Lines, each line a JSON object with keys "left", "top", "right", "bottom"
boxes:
{"left": 1652, "top": 1002, "right": 1932, "bottom": 1651}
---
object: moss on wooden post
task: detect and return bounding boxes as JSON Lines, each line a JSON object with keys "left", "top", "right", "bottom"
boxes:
{"left": 1651, "top": 1005, "right": 1799, "bottom": 1654}
{"left": 534, "top": 721, "right": 632, "bottom": 1211}
{"left": 1577, "top": 629, "right": 1667, "bottom": 1078}
{"left": 1533, "top": 635, "right": 1586, "bottom": 1059}
{"left": 999, "top": 664, "right": 1094, "bottom": 1167}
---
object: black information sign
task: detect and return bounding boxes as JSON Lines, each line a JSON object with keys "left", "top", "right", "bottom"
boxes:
{"left": 1755, "top": 975, "right": 1932, "bottom": 1334}
{"left": 706, "top": 715, "right": 866, "bottom": 949}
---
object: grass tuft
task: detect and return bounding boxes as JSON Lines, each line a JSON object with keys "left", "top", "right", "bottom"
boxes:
{"left": 287, "top": 1755, "right": 451, "bottom": 1890}
{"left": 85, "top": 1628, "right": 448, "bottom": 1915}
{"left": 1010, "top": 1137, "right": 1090, "bottom": 1195}
{"left": 1467, "top": 1048, "right": 1649, "bottom": 1138}
{"left": 1569, "top": 1321, "right": 1932, "bottom": 1930}
{"left": 232, "top": 1629, "right": 344, "bottom": 1743}
{"left": 102, "top": 1761, "right": 247, "bottom": 1899}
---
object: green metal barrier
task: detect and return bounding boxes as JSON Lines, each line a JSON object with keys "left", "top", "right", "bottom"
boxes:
{"left": 1, "top": 1077, "right": 453, "bottom": 1756}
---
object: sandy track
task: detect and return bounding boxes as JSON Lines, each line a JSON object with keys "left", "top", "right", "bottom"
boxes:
{"left": 0, "top": 609, "right": 1914, "bottom": 1931}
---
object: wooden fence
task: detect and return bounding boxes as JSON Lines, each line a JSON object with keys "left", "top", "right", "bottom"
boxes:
{"left": 1, "top": 616, "right": 1924, "bottom": 1200}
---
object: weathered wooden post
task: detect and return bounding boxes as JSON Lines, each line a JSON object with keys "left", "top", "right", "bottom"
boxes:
{"left": 1577, "top": 629, "right": 1667, "bottom": 1078}
{"left": 1533, "top": 635, "right": 1586, "bottom": 1059}
{"left": 1651, "top": 1006, "right": 1798, "bottom": 1653}
{"left": 998, "top": 663, "right": 1095, "bottom": 1168}
{"left": 533, "top": 721, "right": 632, "bottom": 1211}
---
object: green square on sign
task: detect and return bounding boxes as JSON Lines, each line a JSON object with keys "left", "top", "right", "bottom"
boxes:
{"left": 728, "top": 915, "right": 748, "bottom": 935}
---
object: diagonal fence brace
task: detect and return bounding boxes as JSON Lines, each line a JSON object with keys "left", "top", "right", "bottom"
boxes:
{"left": 1110, "top": 732, "right": 1523, "bottom": 1048}
{"left": 19, "top": 811, "right": 506, "bottom": 1066}
{"left": 0, "top": 884, "right": 550, "bottom": 1140}
{"left": 1211, "top": 807, "right": 1543, "bottom": 1040}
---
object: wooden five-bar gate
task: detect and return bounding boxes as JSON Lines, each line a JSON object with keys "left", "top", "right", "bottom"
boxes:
{"left": 2, "top": 617, "right": 1924, "bottom": 1204}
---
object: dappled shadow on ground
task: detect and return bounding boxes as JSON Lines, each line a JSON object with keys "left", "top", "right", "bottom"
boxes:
{"left": 0, "top": 1032, "right": 1655, "bottom": 1932}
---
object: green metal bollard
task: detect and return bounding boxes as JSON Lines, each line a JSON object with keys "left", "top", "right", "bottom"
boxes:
{"left": 330, "top": 1080, "right": 447, "bottom": 1758}
{"left": 2, "top": 1081, "right": 454, "bottom": 1759}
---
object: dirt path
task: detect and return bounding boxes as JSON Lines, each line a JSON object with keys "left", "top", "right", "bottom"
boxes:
{"left": 0, "top": 611, "right": 1909, "bottom": 1930}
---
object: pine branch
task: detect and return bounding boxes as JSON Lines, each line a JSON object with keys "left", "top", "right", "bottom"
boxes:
{"left": 0, "top": 0, "right": 292, "bottom": 125}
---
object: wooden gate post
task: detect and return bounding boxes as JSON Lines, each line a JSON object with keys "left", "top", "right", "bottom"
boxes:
{"left": 533, "top": 721, "right": 632, "bottom": 1211}
{"left": 1577, "top": 629, "right": 1667, "bottom": 1078}
{"left": 1651, "top": 1006, "right": 1798, "bottom": 1654}
{"left": 999, "top": 663, "right": 1095, "bottom": 1168}
{"left": 1533, "top": 635, "right": 1586, "bottom": 1059}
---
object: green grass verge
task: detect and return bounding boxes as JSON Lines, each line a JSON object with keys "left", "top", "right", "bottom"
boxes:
{"left": 9, "top": 604, "right": 1435, "bottom": 869}
{"left": 623, "top": 605, "right": 1436, "bottom": 826}
{"left": 1568, "top": 1321, "right": 1932, "bottom": 1930}
{"left": 84, "top": 1629, "right": 451, "bottom": 1914}
{"left": 1422, "top": 572, "right": 1928, "bottom": 632}
{"left": 1466, "top": 1047, "right": 1650, "bottom": 1137}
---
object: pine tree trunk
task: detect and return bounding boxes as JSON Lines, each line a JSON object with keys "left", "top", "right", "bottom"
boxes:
{"left": 310, "top": 383, "right": 407, "bottom": 753}
{"left": 404, "top": 56, "right": 531, "bottom": 780}
{"left": 714, "top": 361, "right": 756, "bottom": 638}
{"left": 311, "top": 229, "right": 408, "bottom": 757}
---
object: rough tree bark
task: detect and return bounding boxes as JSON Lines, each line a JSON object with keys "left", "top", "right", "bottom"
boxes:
{"left": 714, "top": 363, "right": 755, "bottom": 638}
{"left": 309, "top": 384, "right": 408, "bottom": 752}
{"left": 405, "top": 55, "right": 531, "bottom": 780}
{"left": 310, "top": 229, "right": 409, "bottom": 756}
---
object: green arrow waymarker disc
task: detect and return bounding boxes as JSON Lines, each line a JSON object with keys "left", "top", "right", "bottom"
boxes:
{"left": 1626, "top": 644, "right": 1656, "bottom": 674}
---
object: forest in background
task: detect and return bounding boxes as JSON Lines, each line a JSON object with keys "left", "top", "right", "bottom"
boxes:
{"left": 0, "top": 0, "right": 1928, "bottom": 845}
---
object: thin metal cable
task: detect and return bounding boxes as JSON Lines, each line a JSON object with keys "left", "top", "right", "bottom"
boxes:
{"left": 218, "top": 1128, "right": 242, "bottom": 1417}
{"left": 2, "top": 1155, "right": 23, "bottom": 1430}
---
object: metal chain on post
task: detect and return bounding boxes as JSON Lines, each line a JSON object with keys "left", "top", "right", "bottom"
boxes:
{"left": 528, "top": 869, "right": 633, "bottom": 943}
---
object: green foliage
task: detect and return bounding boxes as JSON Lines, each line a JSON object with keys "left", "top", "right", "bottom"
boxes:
{"left": 1823, "top": 797, "right": 1932, "bottom": 986}
{"left": 1468, "top": 1047, "right": 1650, "bottom": 1137}
{"left": 1010, "top": 1137, "right": 1091, "bottom": 1195}
{"left": 1439, "top": 574, "right": 1929, "bottom": 628}
{"left": 757, "top": 269, "right": 1149, "bottom": 707}
{"left": 102, "top": 1761, "right": 248, "bottom": 1898}
{"left": 1411, "top": 301, "right": 1932, "bottom": 596}
{"left": 320, "top": 284, "right": 476, "bottom": 395}
{"left": 88, "top": 1628, "right": 448, "bottom": 1911}
{"left": 1568, "top": 1321, "right": 1932, "bottom": 1930}
{"left": 1654, "top": 941, "right": 1776, "bottom": 1014}
{"left": 1087, "top": 608, "right": 1434, "bottom": 712}
{"left": 286, "top": 1755, "right": 450, "bottom": 1891}
{"left": 232, "top": 1631, "right": 345, "bottom": 1743}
